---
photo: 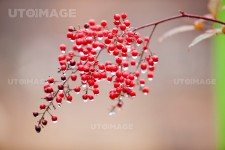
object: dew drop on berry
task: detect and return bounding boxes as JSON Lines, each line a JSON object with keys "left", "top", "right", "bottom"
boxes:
{"left": 53, "top": 120, "right": 58, "bottom": 124}
{"left": 83, "top": 99, "right": 88, "bottom": 103}
{"left": 67, "top": 100, "right": 72, "bottom": 104}
{"left": 123, "top": 67, "right": 128, "bottom": 71}
{"left": 141, "top": 70, "right": 147, "bottom": 74}
{"left": 132, "top": 56, "right": 137, "bottom": 59}
{"left": 148, "top": 78, "right": 153, "bottom": 81}
{"left": 109, "top": 112, "right": 116, "bottom": 116}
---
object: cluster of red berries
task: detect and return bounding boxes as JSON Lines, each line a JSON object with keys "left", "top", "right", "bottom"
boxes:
{"left": 33, "top": 13, "right": 158, "bottom": 133}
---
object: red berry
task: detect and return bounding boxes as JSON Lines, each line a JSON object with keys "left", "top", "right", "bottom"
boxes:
{"left": 59, "top": 92, "right": 64, "bottom": 98}
{"left": 89, "top": 19, "right": 95, "bottom": 26}
{"left": 52, "top": 116, "right": 58, "bottom": 122}
{"left": 142, "top": 87, "right": 149, "bottom": 95}
{"left": 120, "top": 24, "right": 126, "bottom": 31}
{"left": 35, "top": 125, "right": 41, "bottom": 133}
{"left": 56, "top": 97, "right": 62, "bottom": 103}
{"left": 71, "top": 74, "right": 77, "bottom": 81}
{"left": 42, "top": 120, "right": 48, "bottom": 126}
{"left": 40, "top": 104, "right": 46, "bottom": 109}
{"left": 140, "top": 63, "right": 147, "bottom": 70}
{"left": 121, "top": 13, "right": 127, "bottom": 19}
{"left": 74, "top": 86, "right": 81, "bottom": 93}
{"left": 33, "top": 112, "right": 39, "bottom": 117}
{"left": 47, "top": 77, "right": 54, "bottom": 84}
{"left": 59, "top": 44, "right": 66, "bottom": 51}
{"left": 101, "top": 20, "right": 107, "bottom": 27}
{"left": 114, "top": 14, "right": 120, "bottom": 20}
{"left": 117, "top": 102, "right": 123, "bottom": 107}
{"left": 67, "top": 95, "right": 73, "bottom": 103}
{"left": 58, "top": 84, "right": 64, "bottom": 90}
{"left": 124, "top": 20, "right": 130, "bottom": 27}
{"left": 147, "top": 72, "right": 154, "bottom": 80}
{"left": 152, "top": 55, "right": 159, "bottom": 63}
{"left": 93, "top": 88, "right": 99, "bottom": 95}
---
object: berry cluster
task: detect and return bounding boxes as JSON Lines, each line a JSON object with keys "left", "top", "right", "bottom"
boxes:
{"left": 33, "top": 13, "right": 158, "bottom": 133}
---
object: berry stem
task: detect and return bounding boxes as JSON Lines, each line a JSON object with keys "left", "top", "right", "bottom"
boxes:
{"left": 133, "top": 11, "right": 225, "bottom": 32}
{"left": 37, "top": 49, "right": 104, "bottom": 127}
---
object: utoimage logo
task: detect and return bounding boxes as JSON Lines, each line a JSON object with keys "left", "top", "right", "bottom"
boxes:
{"left": 8, "top": 9, "right": 76, "bottom": 18}
{"left": 91, "top": 123, "right": 134, "bottom": 130}
{"left": 173, "top": 78, "right": 216, "bottom": 85}
{"left": 8, "top": 78, "right": 45, "bottom": 85}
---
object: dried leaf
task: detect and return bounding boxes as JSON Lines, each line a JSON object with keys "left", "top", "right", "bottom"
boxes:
{"left": 208, "top": 0, "right": 221, "bottom": 18}
{"left": 158, "top": 25, "right": 195, "bottom": 42}
{"left": 188, "top": 28, "right": 222, "bottom": 48}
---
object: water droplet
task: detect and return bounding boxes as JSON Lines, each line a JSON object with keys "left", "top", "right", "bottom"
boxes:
{"left": 123, "top": 67, "right": 128, "bottom": 71}
{"left": 98, "top": 37, "right": 103, "bottom": 41}
{"left": 109, "top": 112, "right": 115, "bottom": 116}
{"left": 53, "top": 121, "right": 58, "bottom": 124}
{"left": 141, "top": 70, "right": 147, "bottom": 74}
{"left": 67, "top": 100, "right": 72, "bottom": 104}
{"left": 132, "top": 56, "right": 137, "bottom": 59}
{"left": 148, "top": 78, "right": 153, "bottom": 81}
{"left": 122, "top": 56, "right": 127, "bottom": 60}
{"left": 61, "top": 50, "right": 65, "bottom": 54}
{"left": 140, "top": 84, "right": 145, "bottom": 87}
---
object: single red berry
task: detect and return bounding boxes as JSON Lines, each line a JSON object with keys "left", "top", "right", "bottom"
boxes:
{"left": 33, "top": 112, "right": 39, "bottom": 117}
{"left": 59, "top": 44, "right": 66, "bottom": 51}
{"left": 74, "top": 86, "right": 81, "bottom": 93}
{"left": 121, "top": 13, "right": 127, "bottom": 19}
{"left": 140, "top": 79, "right": 145, "bottom": 85}
{"left": 68, "top": 26, "right": 75, "bottom": 32}
{"left": 61, "top": 75, "right": 66, "bottom": 81}
{"left": 101, "top": 20, "right": 107, "bottom": 27}
{"left": 117, "top": 102, "right": 123, "bottom": 107}
{"left": 142, "top": 87, "right": 149, "bottom": 95}
{"left": 35, "top": 125, "right": 41, "bottom": 133}
{"left": 44, "top": 87, "right": 53, "bottom": 93}
{"left": 42, "top": 120, "right": 48, "bottom": 126}
{"left": 52, "top": 116, "right": 58, "bottom": 122}
{"left": 47, "top": 77, "right": 54, "bottom": 84}
{"left": 59, "top": 92, "right": 64, "bottom": 98}
{"left": 130, "top": 60, "right": 136, "bottom": 66}
{"left": 129, "top": 91, "right": 136, "bottom": 97}
{"left": 67, "top": 95, "right": 73, "bottom": 103}
{"left": 45, "top": 94, "right": 53, "bottom": 101}
{"left": 140, "top": 63, "right": 147, "bottom": 70}
{"left": 124, "top": 20, "right": 130, "bottom": 27}
{"left": 58, "top": 84, "right": 64, "bottom": 90}
{"left": 56, "top": 97, "right": 62, "bottom": 103}
{"left": 147, "top": 72, "right": 154, "bottom": 80}
{"left": 120, "top": 24, "right": 126, "bottom": 31}
{"left": 114, "top": 14, "right": 120, "bottom": 20}
{"left": 89, "top": 19, "right": 95, "bottom": 26}
{"left": 82, "top": 94, "right": 88, "bottom": 100}
{"left": 84, "top": 23, "right": 89, "bottom": 29}
{"left": 71, "top": 74, "right": 77, "bottom": 81}
{"left": 40, "top": 104, "right": 46, "bottom": 109}
{"left": 93, "top": 88, "right": 99, "bottom": 95}
{"left": 152, "top": 55, "right": 159, "bottom": 63}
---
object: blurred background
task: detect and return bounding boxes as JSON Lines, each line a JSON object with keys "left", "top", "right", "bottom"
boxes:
{"left": 0, "top": 0, "right": 216, "bottom": 150}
